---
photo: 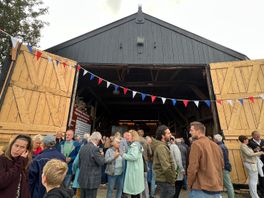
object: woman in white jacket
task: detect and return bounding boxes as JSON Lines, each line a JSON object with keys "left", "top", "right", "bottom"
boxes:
{"left": 169, "top": 136, "right": 185, "bottom": 198}
{"left": 239, "top": 135, "right": 264, "bottom": 198}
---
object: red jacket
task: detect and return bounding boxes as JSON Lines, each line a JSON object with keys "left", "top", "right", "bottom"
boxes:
{"left": 0, "top": 155, "right": 30, "bottom": 198}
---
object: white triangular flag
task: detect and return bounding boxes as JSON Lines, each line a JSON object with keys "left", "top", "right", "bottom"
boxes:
{"left": 83, "top": 70, "right": 88, "bottom": 76}
{"left": 132, "top": 91, "right": 137, "bottom": 98}
{"left": 260, "top": 94, "right": 264, "bottom": 100}
{"left": 161, "top": 97, "right": 166, "bottom": 104}
{"left": 227, "top": 100, "right": 233, "bottom": 106}
{"left": 47, "top": 56, "right": 52, "bottom": 62}
{"left": 194, "top": 101, "right": 199, "bottom": 107}
{"left": 106, "top": 81, "right": 111, "bottom": 88}
{"left": 11, "top": 36, "right": 19, "bottom": 48}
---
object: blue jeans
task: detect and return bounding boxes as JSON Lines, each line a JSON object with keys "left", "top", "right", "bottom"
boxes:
{"left": 223, "top": 170, "right": 234, "bottom": 198}
{"left": 147, "top": 162, "right": 156, "bottom": 197}
{"left": 107, "top": 174, "right": 124, "bottom": 198}
{"left": 189, "top": 190, "right": 222, "bottom": 198}
{"left": 63, "top": 174, "right": 72, "bottom": 188}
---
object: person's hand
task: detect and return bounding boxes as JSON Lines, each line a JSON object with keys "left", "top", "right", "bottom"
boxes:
{"left": 66, "top": 157, "right": 71, "bottom": 163}
{"left": 114, "top": 151, "right": 120, "bottom": 159}
{"left": 21, "top": 150, "right": 29, "bottom": 158}
{"left": 99, "top": 148, "right": 104, "bottom": 156}
{"left": 254, "top": 147, "right": 261, "bottom": 152}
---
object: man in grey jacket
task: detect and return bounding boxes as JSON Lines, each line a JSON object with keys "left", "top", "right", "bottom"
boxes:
{"left": 78, "top": 132, "right": 105, "bottom": 198}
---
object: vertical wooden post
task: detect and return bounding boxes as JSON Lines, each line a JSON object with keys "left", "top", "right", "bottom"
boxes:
{"left": 67, "top": 67, "right": 79, "bottom": 128}
{"left": 205, "top": 66, "right": 220, "bottom": 134}
{"left": 92, "top": 101, "right": 98, "bottom": 132}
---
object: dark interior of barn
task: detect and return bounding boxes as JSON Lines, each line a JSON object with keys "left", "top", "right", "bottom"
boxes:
{"left": 76, "top": 64, "right": 216, "bottom": 138}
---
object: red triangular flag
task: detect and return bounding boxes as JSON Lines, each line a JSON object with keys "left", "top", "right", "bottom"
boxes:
{"left": 123, "top": 88, "right": 128, "bottom": 95}
{"left": 216, "top": 99, "right": 223, "bottom": 105}
{"left": 151, "top": 96, "right": 157, "bottom": 103}
{"left": 249, "top": 96, "right": 254, "bottom": 103}
{"left": 62, "top": 62, "right": 67, "bottom": 68}
{"left": 77, "top": 65, "right": 81, "bottom": 71}
{"left": 35, "top": 51, "right": 42, "bottom": 60}
{"left": 183, "top": 100, "right": 189, "bottom": 107}
{"left": 98, "top": 78, "right": 103, "bottom": 85}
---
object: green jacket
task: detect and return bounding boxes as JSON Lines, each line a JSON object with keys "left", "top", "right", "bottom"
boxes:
{"left": 152, "top": 138, "right": 176, "bottom": 184}
{"left": 123, "top": 141, "right": 145, "bottom": 195}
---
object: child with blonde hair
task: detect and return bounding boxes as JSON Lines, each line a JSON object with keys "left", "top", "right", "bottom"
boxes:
{"left": 42, "top": 159, "right": 73, "bottom": 198}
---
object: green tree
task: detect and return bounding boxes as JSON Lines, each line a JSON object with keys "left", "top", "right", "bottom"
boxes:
{"left": 0, "top": 0, "right": 48, "bottom": 69}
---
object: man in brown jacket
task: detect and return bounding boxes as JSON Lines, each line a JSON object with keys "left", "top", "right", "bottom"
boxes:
{"left": 187, "top": 121, "right": 224, "bottom": 198}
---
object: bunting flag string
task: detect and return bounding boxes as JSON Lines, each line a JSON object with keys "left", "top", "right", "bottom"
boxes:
{"left": 3, "top": 31, "right": 264, "bottom": 109}
{"left": 77, "top": 66, "right": 264, "bottom": 108}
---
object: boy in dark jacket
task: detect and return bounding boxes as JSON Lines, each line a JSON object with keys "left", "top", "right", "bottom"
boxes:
{"left": 42, "top": 159, "right": 74, "bottom": 198}
{"left": 29, "top": 135, "right": 66, "bottom": 198}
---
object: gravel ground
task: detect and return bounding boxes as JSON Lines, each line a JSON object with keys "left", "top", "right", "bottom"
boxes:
{"left": 95, "top": 185, "right": 251, "bottom": 198}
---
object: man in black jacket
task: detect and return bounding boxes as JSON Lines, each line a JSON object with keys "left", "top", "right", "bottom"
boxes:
{"left": 248, "top": 130, "right": 264, "bottom": 196}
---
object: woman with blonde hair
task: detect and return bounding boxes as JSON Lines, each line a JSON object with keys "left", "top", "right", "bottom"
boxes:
{"left": 122, "top": 130, "right": 144, "bottom": 198}
{"left": 0, "top": 134, "right": 32, "bottom": 198}
{"left": 32, "top": 134, "right": 43, "bottom": 157}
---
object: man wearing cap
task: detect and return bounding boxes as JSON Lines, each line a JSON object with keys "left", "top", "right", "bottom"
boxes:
{"left": 29, "top": 135, "right": 66, "bottom": 198}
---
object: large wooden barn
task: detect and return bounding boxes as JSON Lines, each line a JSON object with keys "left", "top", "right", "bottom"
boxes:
{"left": 0, "top": 7, "right": 263, "bottom": 185}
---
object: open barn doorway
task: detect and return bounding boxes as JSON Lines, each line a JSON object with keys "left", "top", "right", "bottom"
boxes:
{"left": 73, "top": 64, "right": 219, "bottom": 138}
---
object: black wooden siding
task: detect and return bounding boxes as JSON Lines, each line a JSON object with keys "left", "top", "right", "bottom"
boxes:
{"left": 47, "top": 11, "right": 248, "bottom": 65}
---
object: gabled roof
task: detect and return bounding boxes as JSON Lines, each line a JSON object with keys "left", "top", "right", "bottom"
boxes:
{"left": 47, "top": 7, "right": 248, "bottom": 65}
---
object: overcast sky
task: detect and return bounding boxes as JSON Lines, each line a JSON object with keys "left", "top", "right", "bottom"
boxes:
{"left": 39, "top": 0, "right": 264, "bottom": 60}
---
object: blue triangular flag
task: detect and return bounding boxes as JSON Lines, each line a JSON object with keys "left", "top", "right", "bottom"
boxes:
{"left": 114, "top": 85, "right": 119, "bottom": 92}
{"left": 172, "top": 99, "right": 177, "bottom": 106}
{"left": 141, "top": 93, "right": 146, "bottom": 101}
{"left": 205, "top": 100, "right": 211, "bottom": 108}
{"left": 27, "top": 45, "right": 33, "bottom": 53}
{"left": 90, "top": 74, "right": 94, "bottom": 80}
{"left": 238, "top": 99, "right": 244, "bottom": 105}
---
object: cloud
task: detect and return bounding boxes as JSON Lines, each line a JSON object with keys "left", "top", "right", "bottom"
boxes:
{"left": 106, "top": 0, "right": 122, "bottom": 13}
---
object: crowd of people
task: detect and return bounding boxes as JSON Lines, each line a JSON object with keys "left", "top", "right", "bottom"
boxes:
{"left": 0, "top": 122, "right": 264, "bottom": 198}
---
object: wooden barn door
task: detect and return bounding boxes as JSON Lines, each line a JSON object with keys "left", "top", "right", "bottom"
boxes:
{"left": 210, "top": 60, "right": 264, "bottom": 184}
{"left": 0, "top": 45, "right": 77, "bottom": 145}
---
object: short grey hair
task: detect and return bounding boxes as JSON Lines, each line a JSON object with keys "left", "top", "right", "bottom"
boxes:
{"left": 214, "top": 134, "right": 223, "bottom": 142}
{"left": 90, "top": 131, "right": 102, "bottom": 142}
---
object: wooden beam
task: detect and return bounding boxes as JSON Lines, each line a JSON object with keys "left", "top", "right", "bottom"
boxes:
{"left": 87, "top": 80, "right": 203, "bottom": 88}
{"left": 82, "top": 63, "right": 207, "bottom": 70}
{"left": 205, "top": 67, "right": 220, "bottom": 133}
{"left": 87, "top": 87, "right": 112, "bottom": 116}
{"left": 188, "top": 85, "right": 208, "bottom": 100}
{"left": 169, "top": 70, "right": 181, "bottom": 80}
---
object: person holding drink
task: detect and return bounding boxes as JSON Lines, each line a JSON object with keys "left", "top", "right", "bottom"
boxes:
{"left": 105, "top": 137, "right": 125, "bottom": 198}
